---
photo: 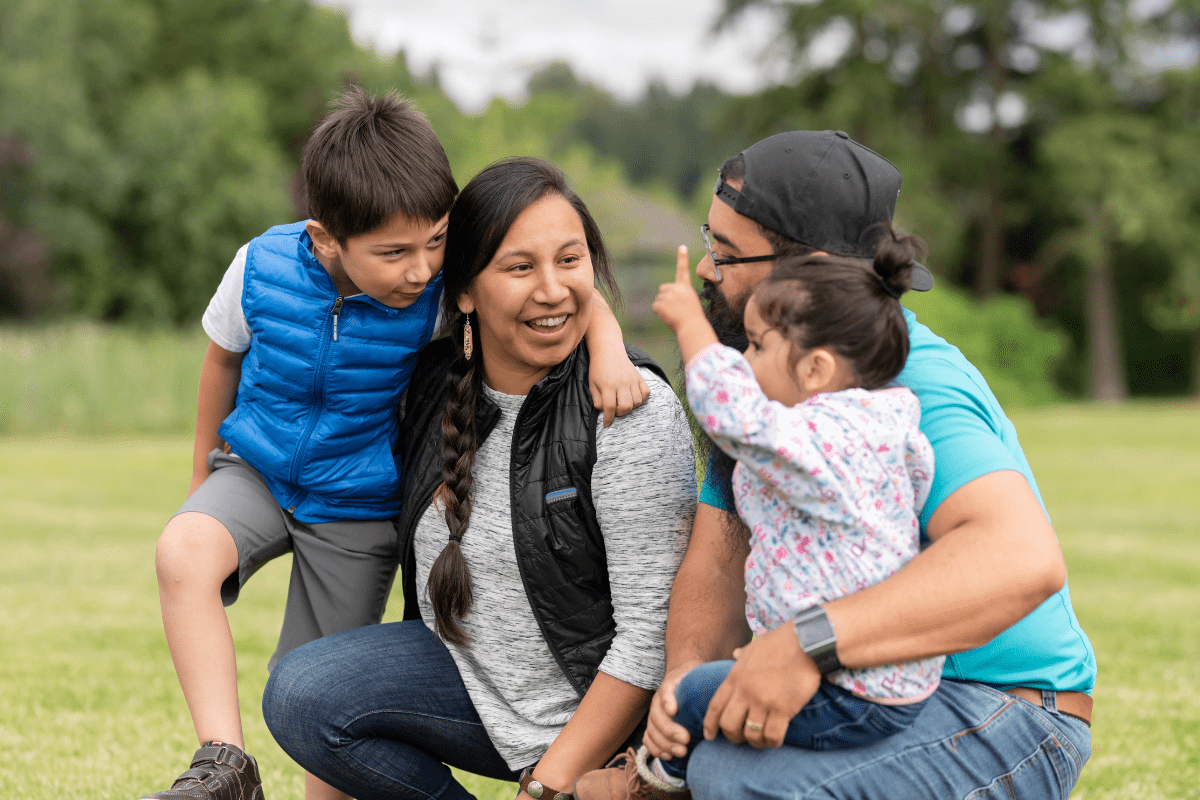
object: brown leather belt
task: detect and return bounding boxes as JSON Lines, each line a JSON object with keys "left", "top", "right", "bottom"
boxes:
{"left": 1004, "top": 686, "right": 1092, "bottom": 727}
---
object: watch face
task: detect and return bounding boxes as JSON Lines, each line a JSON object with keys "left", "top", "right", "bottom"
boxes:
{"left": 793, "top": 607, "right": 841, "bottom": 674}
{"left": 805, "top": 619, "right": 834, "bottom": 648}
{"left": 795, "top": 608, "right": 835, "bottom": 648}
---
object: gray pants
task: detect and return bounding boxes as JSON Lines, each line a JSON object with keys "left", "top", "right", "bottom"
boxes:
{"left": 176, "top": 451, "right": 399, "bottom": 670}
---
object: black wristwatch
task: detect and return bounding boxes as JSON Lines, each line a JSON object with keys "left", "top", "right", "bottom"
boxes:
{"left": 792, "top": 605, "right": 843, "bottom": 675}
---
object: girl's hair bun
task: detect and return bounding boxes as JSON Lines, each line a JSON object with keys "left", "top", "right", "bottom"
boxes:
{"left": 873, "top": 227, "right": 927, "bottom": 299}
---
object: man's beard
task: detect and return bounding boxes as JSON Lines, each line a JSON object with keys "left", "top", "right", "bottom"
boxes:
{"left": 700, "top": 280, "right": 750, "bottom": 353}
{"left": 693, "top": 278, "right": 755, "bottom": 548}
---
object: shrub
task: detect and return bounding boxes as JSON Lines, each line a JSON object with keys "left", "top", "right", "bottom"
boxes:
{"left": 903, "top": 287, "right": 1067, "bottom": 407}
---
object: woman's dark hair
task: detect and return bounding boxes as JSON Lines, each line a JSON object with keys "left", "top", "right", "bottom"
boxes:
{"left": 427, "top": 157, "right": 617, "bottom": 646}
{"left": 752, "top": 227, "right": 927, "bottom": 390}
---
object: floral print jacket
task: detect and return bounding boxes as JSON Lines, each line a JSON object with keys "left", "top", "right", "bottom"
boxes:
{"left": 687, "top": 343, "right": 943, "bottom": 703}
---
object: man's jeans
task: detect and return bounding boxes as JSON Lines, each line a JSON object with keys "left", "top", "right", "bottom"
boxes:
{"left": 262, "top": 620, "right": 519, "bottom": 800}
{"left": 685, "top": 679, "right": 1091, "bottom": 799}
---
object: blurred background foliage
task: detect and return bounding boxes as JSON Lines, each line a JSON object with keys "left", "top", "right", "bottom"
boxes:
{"left": 2, "top": 0, "right": 1200, "bottom": 434}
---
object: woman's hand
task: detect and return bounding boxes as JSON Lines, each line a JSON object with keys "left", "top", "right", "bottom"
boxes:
{"left": 524, "top": 673, "right": 650, "bottom": 797}
{"left": 653, "top": 246, "right": 718, "bottom": 364}
{"left": 514, "top": 772, "right": 572, "bottom": 800}
{"left": 701, "top": 623, "right": 821, "bottom": 749}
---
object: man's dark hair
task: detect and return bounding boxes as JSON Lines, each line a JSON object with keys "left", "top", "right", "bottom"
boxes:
{"left": 302, "top": 86, "right": 458, "bottom": 244}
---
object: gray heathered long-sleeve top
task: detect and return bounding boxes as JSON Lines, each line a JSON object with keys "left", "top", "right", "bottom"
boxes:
{"left": 413, "top": 367, "right": 697, "bottom": 770}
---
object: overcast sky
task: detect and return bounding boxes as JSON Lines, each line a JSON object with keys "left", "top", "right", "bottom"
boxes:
{"left": 314, "top": 0, "right": 792, "bottom": 111}
{"left": 313, "top": 1, "right": 1198, "bottom": 117}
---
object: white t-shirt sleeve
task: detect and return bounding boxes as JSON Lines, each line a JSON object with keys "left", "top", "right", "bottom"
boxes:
{"left": 201, "top": 244, "right": 253, "bottom": 353}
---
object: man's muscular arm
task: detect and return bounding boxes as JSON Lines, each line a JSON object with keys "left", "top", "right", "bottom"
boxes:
{"left": 828, "top": 468, "right": 1066, "bottom": 667}
{"left": 643, "top": 503, "right": 751, "bottom": 759}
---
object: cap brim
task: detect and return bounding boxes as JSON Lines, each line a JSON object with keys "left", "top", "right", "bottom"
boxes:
{"left": 911, "top": 261, "right": 934, "bottom": 291}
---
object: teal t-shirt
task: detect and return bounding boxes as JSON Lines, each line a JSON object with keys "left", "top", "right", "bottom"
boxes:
{"left": 698, "top": 309, "right": 1097, "bottom": 693}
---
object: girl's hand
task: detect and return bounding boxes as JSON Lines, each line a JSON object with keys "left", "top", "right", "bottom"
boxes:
{"left": 653, "top": 246, "right": 719, "bottom": 363}
{"left": 644, "top": 660, "right": 702, "bottom": 760}
{"left": 652, "top": 246, "right": 706, "bottom": 333}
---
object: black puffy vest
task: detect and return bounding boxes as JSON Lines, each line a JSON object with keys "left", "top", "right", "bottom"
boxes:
{"left": 395, "top": 337, "right": 668, "bottom": 696}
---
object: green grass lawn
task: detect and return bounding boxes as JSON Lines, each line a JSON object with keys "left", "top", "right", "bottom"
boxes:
{"left": 0, "top": 437, "right": 514, "bottom": 800}
{"left": 1012, "top": 403, "right": 1200, "bottom": 799}
{"left": 1, "top": 402, "right": 1197, "bottom": 798}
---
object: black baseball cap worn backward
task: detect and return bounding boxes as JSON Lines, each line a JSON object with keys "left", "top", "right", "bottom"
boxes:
{"left": 715, "top": 130, "right": 934, "bottom": 292}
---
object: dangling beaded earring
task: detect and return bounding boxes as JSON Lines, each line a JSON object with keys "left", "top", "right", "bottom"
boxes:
{"left": 463, "top": 316, "right": 473, "bottom": 361}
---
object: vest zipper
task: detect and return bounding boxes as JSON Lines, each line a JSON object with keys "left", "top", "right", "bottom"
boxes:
{"left": 331, "top": 296, "right": 343, "bottom": 341}
{"left": 288, "top": 297, "right": 339, "bottom": 489}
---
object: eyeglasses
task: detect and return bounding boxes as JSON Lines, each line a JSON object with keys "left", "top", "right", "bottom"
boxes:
{"left": 700, "top": 224, "right": 775, "bottom": 281}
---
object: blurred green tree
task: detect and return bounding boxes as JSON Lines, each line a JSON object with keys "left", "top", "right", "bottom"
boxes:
{"left": 114, "top": 73, "right": 294, "bottom": 324}
{"left": 1, "top": 0, "right": 134, "bottom": 319}
{"left": 720, "top": 0, "right": 1070, "bottom": 297}
{"left": 1030, "top": 2, "right": 1200, "bottom": 399}
{"left": 526, "top": 63, "right": 747, "bottom": 203}
{"left": 0, "top": 0, "right": 383, "bottom": 323}
{"left": 1038, "top": 114, "right": 1196, "bottom": 400}
{"left": 721, "top": 0, "right": 1200, "bottom": 398}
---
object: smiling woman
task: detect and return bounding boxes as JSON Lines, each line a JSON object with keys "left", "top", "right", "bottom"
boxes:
{"left": 262, "top": 157, "right": 698, "bottom": 800}
{"left": 456, "top": 193, "right": 597, "bottom": 394}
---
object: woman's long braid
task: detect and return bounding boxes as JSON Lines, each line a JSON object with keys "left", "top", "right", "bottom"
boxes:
{"left": 428, "top": 332, "right": 482, "bottom": 646}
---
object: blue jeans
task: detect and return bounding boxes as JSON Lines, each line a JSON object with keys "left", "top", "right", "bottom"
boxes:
{"left": 261, "top": 620, "right": 520, "bottom": 800}
{"left": 662, "top": 660, "right": 924, "bottom": 779}
{"left": 685, "top": 679, "right": 1091, "bottom": 799}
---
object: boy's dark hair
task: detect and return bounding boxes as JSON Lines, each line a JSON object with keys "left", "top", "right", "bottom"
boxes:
{"left": 302, "top": 86, "right": 457, "bottom": 243}
{"left": 753, "top": 227, "right": 927, "bottom": 390}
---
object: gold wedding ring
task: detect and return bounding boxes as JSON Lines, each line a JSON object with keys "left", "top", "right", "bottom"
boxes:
{"left": 745, "top": 720, "right": 763, "bottom": 732}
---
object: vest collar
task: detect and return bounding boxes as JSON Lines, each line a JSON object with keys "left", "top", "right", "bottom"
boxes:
{"left": 474, "top": 343, "right": 588, "bottom": 438}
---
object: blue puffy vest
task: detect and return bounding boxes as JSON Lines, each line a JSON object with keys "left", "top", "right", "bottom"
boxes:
{"left": 218, "top": 221, "right": 441, "bottom": 523}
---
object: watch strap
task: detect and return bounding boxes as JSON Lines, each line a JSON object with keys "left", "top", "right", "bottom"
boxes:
{"left": 519, "top": 766, "right": 574, "bottom": 800}
{"left": 792, "top": 605, "right": 843, "bottom": 675}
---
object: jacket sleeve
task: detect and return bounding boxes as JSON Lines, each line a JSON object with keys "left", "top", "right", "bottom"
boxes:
{"left": 685, "top": 343, "right": 871, "bottom": 526}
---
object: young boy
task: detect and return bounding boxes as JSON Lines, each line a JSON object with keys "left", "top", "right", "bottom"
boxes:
{"left": 143, "top": 88, "right": 646, "bottom": 800}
